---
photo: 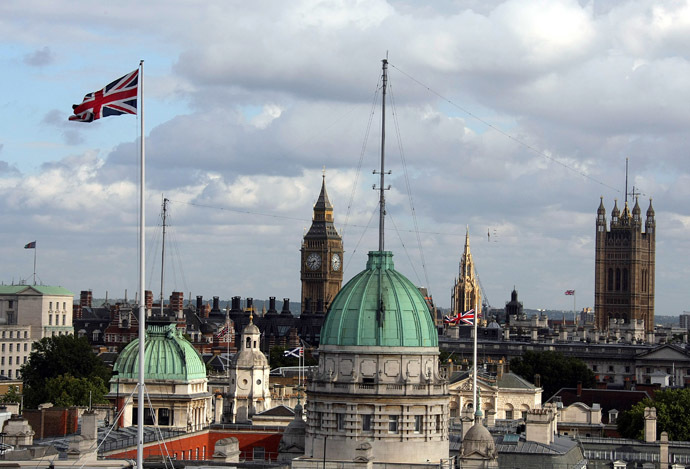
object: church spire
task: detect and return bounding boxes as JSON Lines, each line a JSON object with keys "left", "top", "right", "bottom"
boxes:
{"left": 315, "top": 171, "right": 333, "bottom": 211}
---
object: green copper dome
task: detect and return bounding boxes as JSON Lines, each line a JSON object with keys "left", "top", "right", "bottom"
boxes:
{"left": 320, "top": 251, "right": 437, "bottom": 347}
{"left": 113, "top": 323, "right": 207, "bottom": 381}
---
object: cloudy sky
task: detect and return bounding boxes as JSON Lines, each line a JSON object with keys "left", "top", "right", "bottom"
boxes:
{"left": 1, "top": 0, "right": 689, "bottom": 315}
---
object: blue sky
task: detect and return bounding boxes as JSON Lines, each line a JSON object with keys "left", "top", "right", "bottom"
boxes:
{"left": 1, "top": 0, "right": 689, "bottom": 316}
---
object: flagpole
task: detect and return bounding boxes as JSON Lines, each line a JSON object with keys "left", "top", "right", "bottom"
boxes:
{"left": 472, "top": 299, "right": 478, "bottom": 422}
{"left": 32, "top": 246, "right": 37, "bottom": 286}
{"left": 137, "top": 59, "right": 145, "bottom": 469}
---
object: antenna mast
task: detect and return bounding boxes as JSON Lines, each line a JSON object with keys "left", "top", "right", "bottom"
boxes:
{"left": 377, "top": 58, "right": 389, "bottom": 251}
{"left": 625, "top": 158, "right": 628, "bottom": 205}
{"left": 159, "top": 197, "right": 169, "bottom": 317}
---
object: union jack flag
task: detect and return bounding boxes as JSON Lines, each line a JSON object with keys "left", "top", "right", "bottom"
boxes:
{"left": 215, "top": 323, "right": 230, "bottom": 339}
{"left": 459, "top": 308, "right": 475, "bottom": 326}
{"left": 69, "top": 69, "right": 138, "bottom": 122}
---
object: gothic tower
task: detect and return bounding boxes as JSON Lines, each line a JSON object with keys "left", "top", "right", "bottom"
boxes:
{"left": 300, "top": 175, "right": 344, "bottom": 313}
{"left": 595, "top": 197, "right": 655, "bottom": 332}
{"left": 451, "top": 228, "right": 482, "bottom": 318}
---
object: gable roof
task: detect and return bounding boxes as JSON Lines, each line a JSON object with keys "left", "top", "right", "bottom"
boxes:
{"left": 254, "top": 405, "right": 295, "bottom": 417}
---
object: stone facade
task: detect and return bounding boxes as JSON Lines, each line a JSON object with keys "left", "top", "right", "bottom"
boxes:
{"left": 227, "top": 316, "right": 272, "bottom": 422}
{"left": 595, "top": 197, "right": 655, "bottom": 332}
{"left": 305, "top": 345, "right": 449, "bottom": 463}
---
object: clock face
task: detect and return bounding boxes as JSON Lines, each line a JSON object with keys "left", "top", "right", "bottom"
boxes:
{"left": 331, "top": 253, "right": 341, "bottom": 271}
{"left": 306, "top": 253, "right": 321, "bottom": 270}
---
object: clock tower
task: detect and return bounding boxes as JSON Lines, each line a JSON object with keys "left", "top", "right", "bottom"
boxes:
{"left": 301, "top": 174, "right": 344, "bottom": 313}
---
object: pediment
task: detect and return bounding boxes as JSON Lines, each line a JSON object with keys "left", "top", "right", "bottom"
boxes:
{"left": 637, "top": 345, "right": 690, "bottom": 362}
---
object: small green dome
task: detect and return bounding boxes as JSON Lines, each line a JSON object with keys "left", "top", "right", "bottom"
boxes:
{"left": 113, "top": 323, "right": 206, "bottom": 381}
{"left": 320, "top": 251, "right": 438, "bottom": 347}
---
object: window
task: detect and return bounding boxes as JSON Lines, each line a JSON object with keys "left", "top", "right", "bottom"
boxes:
{"left": 388, "top": 415, "right": 399, "bottom": 433}
{"left": 8, "top": 344, "right": 11, "bottom": 352}
{"left": 436, "top": 414, "right": 441, "bottom": 431}
{"left": 24, "top": 331, "right": 27, "bottom": 338}
{"left": 414, "top": 415, "right": 422, "bottom": 433}
{"left": 7, "top": 331, "right": 11, "bottom": 339}
{"left": 8, "top": 357, "right": 11, "bottom": 365}
{"left": 159, "top": 408, "right": 171, "bottom": 426}
{"left": 63, "top": 302, "right": 66, "bottom": 310}
{"left": 62, "top": 315, "right": 66, "bottom": 325}
{"left": 8, "top": 300, "right": 13, "bottom": 309}
{"left": 337, "top": 413, "right": 346, "bottom": 431}
{"left": 7, "top": 370, "right": 11, "bottom": 378}
{"left": 593, "top": 365, "right": 598, "bottom": 372}
{"left": 608, "top": 365, "right": 614, "bottom": 372}
{"left": 1, "top": 357, "right": 4, "bottom": 365}
{"left": 49, "top": 302, "right": 53, "bottom": 310}
{"left": 625, "top": 366, "right": 630, "bottom": 373}
{"left": 1, "top": 344, "right": 3, "bottom": 352}
{"left": 362, "top": 414, "right": 372, "bottom": 432}
{"left": 48, "top": 314, "right": 52, "bottom": 325}
{"left": 521, "top": 411, "right": 528, "bottom": 421}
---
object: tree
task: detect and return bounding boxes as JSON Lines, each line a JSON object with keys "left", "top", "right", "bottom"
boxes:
{"left": 618, "top": 388, "right": 690, "bottom": 441}
{"left": 510, "top": 350, "right": 595, "bottom": 400}
{"left": 20, "top": 334, "right": 110, "bottom": 408}
{"left": 45, "top": 374, "right": 108, "bottom": 408}
{"left": 0, "top": 385, "right": 21, "bottom": 404}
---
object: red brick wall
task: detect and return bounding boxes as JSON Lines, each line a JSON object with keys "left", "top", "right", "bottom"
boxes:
{"left": 24, "top": 407, "right": 79, "bottom": 439}
{"left": 106, "top": 428, "right": 284, "bottom": 461}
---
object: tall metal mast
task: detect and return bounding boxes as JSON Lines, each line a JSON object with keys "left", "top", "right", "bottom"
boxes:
{"left": 377, "top": 58, "right": 389, "bottom": 251}
{"left": 374, "top": 57, "right": 391, "bottom": 332}
{"left": 159, "top": 197, "right": 169, "bottom": 317}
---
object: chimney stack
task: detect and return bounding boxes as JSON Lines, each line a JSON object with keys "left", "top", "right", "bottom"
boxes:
{"left": 196, "top": 295, "right": 203, "bottom": 311}
{"left": 171, "top": 292, "right": 184, "bottom": 312}
{"left": 644, "top": 407, "right": 657, "bottom": 442}
{"left": 232, "top": 296, "right": 241, "bottom": 312}
{"left": 281, "top": 298, "right": 292, "bottom": 316}
{"left": 269, "top": 297, "right": 276, "bottom": 313}
{"left": 534, "top": 374, "right": 541, "bottom": 388}
{"left": 212, "top": 296, "right": 220, "bottom": 312}
{"left": 145, "top": 290, "right": 153, "bottom": 310}
{"left": 80, "top": 290, "right": 92, "bottom": 308}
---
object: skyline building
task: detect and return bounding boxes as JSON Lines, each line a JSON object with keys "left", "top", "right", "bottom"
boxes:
{"left": 595, "top": 197, "right": 656, "bottom": 332}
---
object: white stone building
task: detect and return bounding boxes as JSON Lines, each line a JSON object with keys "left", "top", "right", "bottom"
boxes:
{"left": 0, "top": 285, "right": 74, "bottom": 378}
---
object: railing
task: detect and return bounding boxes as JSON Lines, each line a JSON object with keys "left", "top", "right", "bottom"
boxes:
{"left": 313, "top": 381, "right": 448, "bottom": 395}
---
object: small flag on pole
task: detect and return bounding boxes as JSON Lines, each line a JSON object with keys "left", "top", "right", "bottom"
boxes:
{"left": 69, "top": 69, "right": 139, "bottom": 122}
{"left": 283, "top": 347, "right": 303, "bottom": 358}
{"left": 565, "top": 290, "right": 575, "bottom": 295}
{"left": 24, "top": 241, "right": 36, "bottom": 249}
{"left": 215, "top": 323, "right": 230, "bottom": 339}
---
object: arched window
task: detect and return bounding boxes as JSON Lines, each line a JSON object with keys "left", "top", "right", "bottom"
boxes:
{"left": 615, "top": 268, "right": 621, "bottom": 291}
{"left": 608, "top": 269, "right": 614, "bottom": 291}
{"left": 246, "top": 337, "right": 251, "bottom": 349}
{"left": 622, "top": 268, "right": 628, "bottom": 291}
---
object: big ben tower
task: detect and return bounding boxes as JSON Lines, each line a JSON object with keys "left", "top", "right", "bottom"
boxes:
{"left": 300, "top": 174, "right": 344, "bottom": 313}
